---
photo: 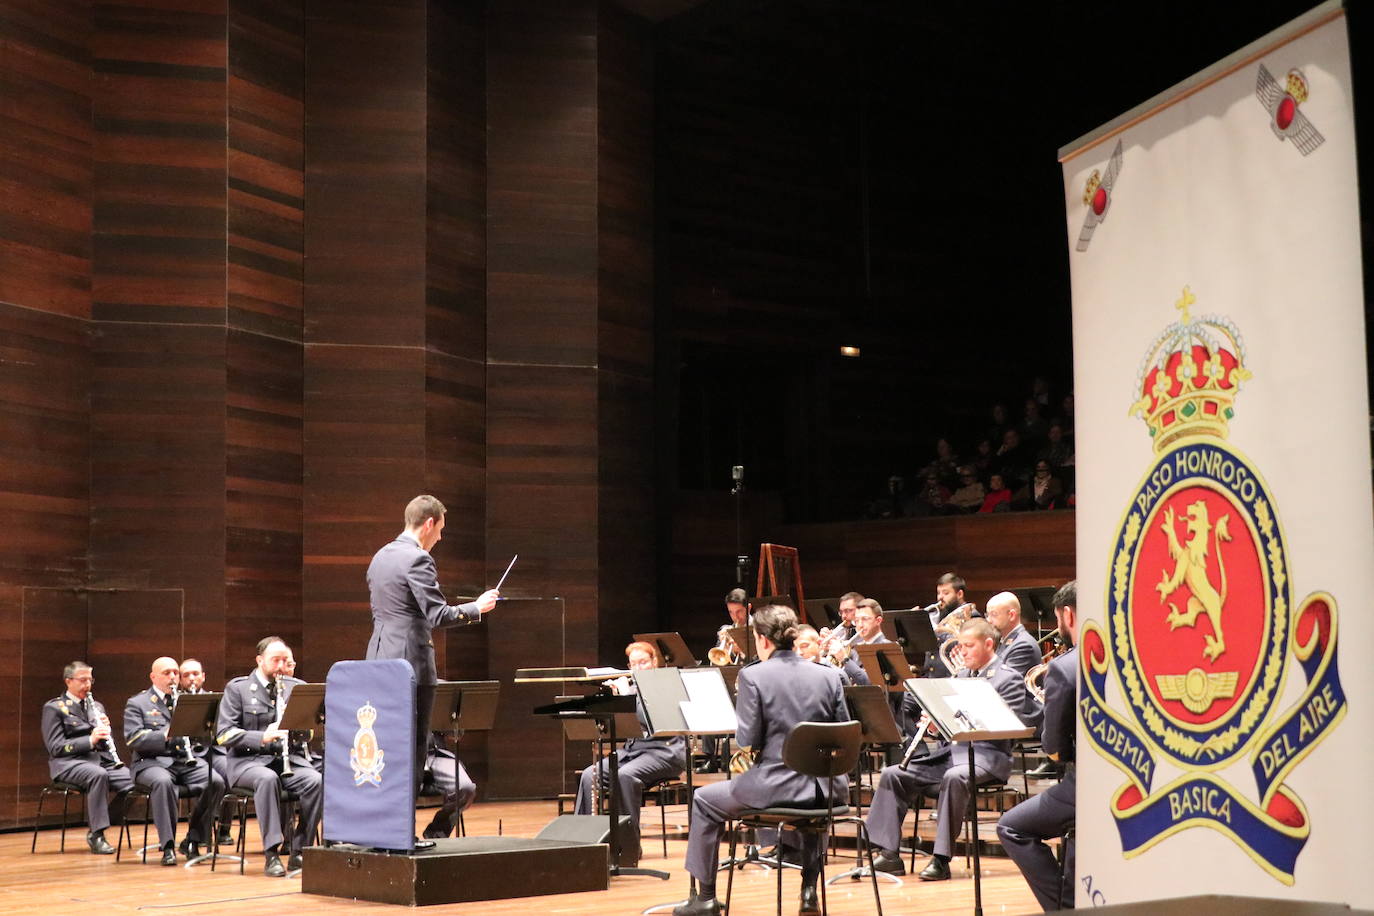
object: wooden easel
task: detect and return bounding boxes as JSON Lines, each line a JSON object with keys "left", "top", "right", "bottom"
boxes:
{"left": 754, "top": 543, "right": 805, "bottom": 611}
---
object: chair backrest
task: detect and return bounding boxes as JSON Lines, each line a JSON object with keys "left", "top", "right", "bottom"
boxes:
{"left": 782, "top": 720, "right": 863, "bottom": 778}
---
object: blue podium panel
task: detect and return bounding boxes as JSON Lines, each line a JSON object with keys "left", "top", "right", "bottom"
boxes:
{"left": 324, "top": 659, "right": 416, "bottom": 850}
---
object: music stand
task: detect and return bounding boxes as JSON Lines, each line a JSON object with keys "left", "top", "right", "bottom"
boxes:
{"left": 1011, "top": 586, "right": 1059, "bottom": 638}
{"left": 881, "top": 609, "right": 941, "bottom": 665}
{"left": 854, "top": 644, "right": 914, "bottom": 693}
{"left": 726, "top": 625, "right": 754, "bottom": 663}
{"left": 633, "top": 632, "right": 698, "bottom": 668}
{"left": 635, "top": 667, "right": 738, "bottom": 913}
{"left": 803, "top": 597, "right": 842, "bottom": 631}
{"left": 429, "top": 680, "right": 499, "bottom": 829}
{"left": 167, "top": 692, "right": 223, "bottom": 868}
{"left": 906, "top": 678, "right": 1035, "bottom": 916}
{"left": 278, "top": 683, "right": 326, "bottom": 733}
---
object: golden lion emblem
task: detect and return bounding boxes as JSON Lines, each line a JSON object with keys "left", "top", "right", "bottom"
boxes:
{"left": 1157, "top": 501, "right": 1233, "bottom": 661}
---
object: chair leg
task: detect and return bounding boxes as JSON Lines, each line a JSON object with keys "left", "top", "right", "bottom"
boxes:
{"left": 142, "top": 794, "right": 152, "bottom": 864}
{"left": 457, "top": 808, "right": 466, "bottom": 838}
{"left": 817, "top": 828, "right": 829, "bottom": 916}
{"left": 60, "top": 787, "right": 72, "bottom": 853}
{"left": 775, "top": 826, "right": 784, "bottom": 916}
{"left": 31, "top": 787, "right": 50, "bottom": 853}
{"left": 724, "top": 819, "right": 739, "bottom": 909}
{"left": 660, "top": 798, "right": 667, "bottom": 858}
{"left": 237, "top": 798, "right": 248, "bottom": 875}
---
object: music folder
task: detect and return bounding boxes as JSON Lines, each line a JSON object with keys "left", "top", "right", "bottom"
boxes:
{"left": 168, "top": 691, "right": 221, "bottom": 740}
{"left": 854, "top": 643, "right": 914, "bottom": 694}
{"left": 843, "top": 685, "right": 902, "bottom": 745}
{"left": 278, "top": 683, "right": 326, "bottom": 732}
{"left": 902, "top": 677, "right": 1035, "bottom": 743}
{"left": 633, "top": 667, "right": 737, "bottom": 737}
{"left": 632, "top": 631, "right": 698, "bottom": 668}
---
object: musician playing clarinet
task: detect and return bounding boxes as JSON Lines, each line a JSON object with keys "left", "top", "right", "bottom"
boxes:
{"left": 124, "top": 656, "right": 226, "bottom": 864}
{"left": 41, "top": 661, "right": 133, "bottom": 854}
{"left": 216, "top": 636, "right": 321, "bottom": 876}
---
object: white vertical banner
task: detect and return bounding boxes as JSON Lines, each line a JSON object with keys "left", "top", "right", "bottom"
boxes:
{"left": 1061, "top": 2, "right": 1371, "bottom": 907}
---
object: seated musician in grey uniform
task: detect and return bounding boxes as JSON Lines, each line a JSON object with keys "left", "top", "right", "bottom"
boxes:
{"left": 575, "top": 641, "right": 685, "bottom": 849}
{"left": 180, "top": 656, "right": 233, "bottom": 845}
{"left": 216, "top": 636, "right": 323, "bottom": 877}
{"left": 795, "top": 625, "right": 869, "bottom": 685}
{"left": 40, "top": 661, "right": 134, "bottom": 854}
{"left": 123, "top": 656, "right": 226, "bottom": 864}
{"left": 867, "top": 618, "right": 1035, "bottom": 881}
{"left": 421, "top": 733, "right": 477, "bottom": 838}
{"left": 998, "top": 581, "right": 1079, "bottom": 911}
{"left": 675, "top": 605, "right": 848, "bottom": 916}
{"left": 985, "top": 591, "right": 1041, "bottom": 676}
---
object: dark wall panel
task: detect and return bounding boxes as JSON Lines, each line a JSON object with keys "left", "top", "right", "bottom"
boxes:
{"left": 227, "top": 0, "right": 304, "bottom": 668}
{"left": 17, "top": 588, "right": 88, "bottom": 824}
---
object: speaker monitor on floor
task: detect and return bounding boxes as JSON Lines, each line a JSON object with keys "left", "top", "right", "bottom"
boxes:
{"left": 535, "top": 814, "right": 639, "bottom": 867}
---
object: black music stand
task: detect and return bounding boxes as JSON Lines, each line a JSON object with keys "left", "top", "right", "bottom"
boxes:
{"left": 828, "top": 685, "right": 905, "bottom": 886}
{"left": 726, "top": 625, "right": 754, "bottom": 663}
{"left": 633, "top": 632, "right": 698, "bottom": 668}
{"left": 634, "top": 666, "right": 738, "bottom": 913}
{"left": 906, "top": 678, "right": 1035, "bottom": 916}
{"left": 429, "top": 681, "right": 498, "bottom": 837}
{"left": 279, "top": 683, "right": 326, "bottom": 734}
{"left": 881, "top": 609, "right": 940, "bottom": 666}
{"left": 167, "top": 692, "right": 223, "bottom": 867}
{"left": 804, "top": 597, "right": 843, "bottom": 631}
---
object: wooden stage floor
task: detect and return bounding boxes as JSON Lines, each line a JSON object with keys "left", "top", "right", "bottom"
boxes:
{"left": 8, "top": 797, "right": 1044, "bottom": 915}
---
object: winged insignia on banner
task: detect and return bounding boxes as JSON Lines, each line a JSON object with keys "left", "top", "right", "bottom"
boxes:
{"left": 1076, "top": 138, "right": 1124, "bottom": 252}
{"left": 1255, "top": 64, "right": 1324, "bottom": 156}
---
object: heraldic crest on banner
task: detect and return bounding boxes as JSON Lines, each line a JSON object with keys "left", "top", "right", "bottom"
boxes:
{"left": 349, "top": 700, "right": 385, "bottom": 787}
{"left": 1083, "top": 286, "right": 1346, "bottom": 884}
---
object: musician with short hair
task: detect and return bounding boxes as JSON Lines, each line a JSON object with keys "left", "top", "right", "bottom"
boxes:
{"left": 985, "top": 591, "right": 1040, "bottom": 676}
{"left": 867, "top": 618, "right": 1030, "bottom": 881}
{"left": 675, "top": 605, "right": 848, "bottom": 916}
{"left": 851, "top": 599, "right": 889, "bottom": 645}
{"left": 836, "top": 591, "right": 864, "bottom": 639}
{"left": 216, "top": 636, "right": 322, "bottom": 877}
{"left": 574, "top": 641, "right": 685, "bottom": 848}
{"left": 123, "top": 656, "right": 226, "bottom": 864}
{"left": 997, "top": 581, "right": 1079, "bottom": 911}
{"left": 41, "top": 661, "right": 134, "bottom": 854}
{"left": 178, "top": 658, "right": 207, "bottom": 694}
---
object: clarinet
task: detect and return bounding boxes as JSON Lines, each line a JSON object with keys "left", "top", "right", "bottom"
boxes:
{"left": 274, "top": 675, "right": 293, "bottom": 776}
{"left": 169, "top": 686, "right": 194, "bottom": 762}
{"left": 85, "top": 695, "right": 123, "bottom": 766}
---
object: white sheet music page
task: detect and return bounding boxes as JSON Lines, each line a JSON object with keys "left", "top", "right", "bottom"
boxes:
{"left": 678, "top": 668, "right": 738, "bottom": 733}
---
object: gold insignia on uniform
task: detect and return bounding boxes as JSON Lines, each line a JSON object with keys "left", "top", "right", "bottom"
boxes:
{"left": 64, "top": 744, "right": 73, "bottom": 753}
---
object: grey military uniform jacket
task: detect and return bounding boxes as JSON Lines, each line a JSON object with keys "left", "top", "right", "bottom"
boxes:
{"left": 996, "top": 623, "right": 1041, "bottom": 677}
{"left": 124, "top": 687, "right": 191, "bottom": 774}
{"left": 215, "top": 673, "right": 316, "bottom": 784}
{"left": 729, "top": 649, "right": 849, "bottom": 808}
{"left": 42, "top": 694, "right": 120, "bottom": 779}
{"left": 915, "top": 660, "right": 1031, "bottom": 781}
{"left": 366, "top": 535, "right": 481, "bottom": 685}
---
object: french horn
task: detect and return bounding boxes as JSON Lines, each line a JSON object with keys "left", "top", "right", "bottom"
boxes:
{"left": 729, "top": 745, "right": 756, "bottom": 774}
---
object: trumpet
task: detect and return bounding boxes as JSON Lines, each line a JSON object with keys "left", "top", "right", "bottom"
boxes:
{"left": 84, "top": 695, "right": 123, "bottom": 766}
{"left": 818, "top": 627, "right": 860, "bottom": 665}
{"left": 709, "top": 624, "right": 743, "bottom": 666}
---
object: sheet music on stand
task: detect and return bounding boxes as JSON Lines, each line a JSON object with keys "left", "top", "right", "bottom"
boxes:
{"left": 902, "top": 677, "right": 1035, "bottom": 743}
{"left": 633, "top": 667, "right": 737, "bottom": 737}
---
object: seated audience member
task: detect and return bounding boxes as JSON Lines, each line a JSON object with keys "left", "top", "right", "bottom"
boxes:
{"left": 948, "top": 466, "right": 986, "bottom": 513}
{"left": 1038, "top": 422, "right": 1074, "bottom": 469}
{"left": 993, "top": 428, "right": 1033, "bottom": 486}
{"left": 971, "top": 437, "right": 996, "bottom": 478}
{"left": 1030, "top": 375, "right": 1053, "bottom": 409}
{"left": 1014, "top": 461, "right": 1065, "bottom": 510}
{"left": 1058, "top": 394, "right": 1075, "bottom": 436}
{"left": 124, "top": 657, "right": 227, "bottom": 864}
{"left": 41, "top": 661, "right": 134, "bottom": 854}
{"left": 979, "top": 473, "right": 1013, "bottom": 513}
{"left": 912, "top": 472, "right": 951, "bottom": 517}
{"left": 998, "top": 581, "right": 1079, "bottom": 911}
{"left": 866, "top": 619, "right": 1031, "bottom": 881}
{"left": 1020, "top": 398, "right": 1048, "bottom": 447}
{"left": 985, "top": 403, "right": 1011, "bottom": 447}
{"left": 421, "top": 733, "right": 477, "bottom": 838}
{"left": 575, "top": 641, "right": 686, "bottom": 846}
{"left": 919, "top": 437, "right": 961, "bottom": 487}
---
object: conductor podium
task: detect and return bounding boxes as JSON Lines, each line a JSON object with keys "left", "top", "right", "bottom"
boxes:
{"left": 303, "top": 660, "right": 609, "bottom": 906}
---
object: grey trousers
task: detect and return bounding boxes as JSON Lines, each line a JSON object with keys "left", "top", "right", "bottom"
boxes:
{"left": 230, "top": 759, "right": 322, "bottom": 854}
{"left": 422, "top": 756, "right": 476, "bottom": 837}
{"left": 56, "top": 761, "right": 133, "bottom": 834}
{"left": 575, "top": 751, "right": 681, "bottom": 837}
{"left": 996, "top": 771, "right": 1075, "bottom": 911}
{"left": 683, "top": 780, "right": 825, "bottom": 886}
{"left": 866, "top": 755, "right": 1001, "bottom": 858}
{"left": 134, "top": 759, "right": 226, "bottom": 846}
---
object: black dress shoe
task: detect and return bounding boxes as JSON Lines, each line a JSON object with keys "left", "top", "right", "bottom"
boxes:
{"left": 217, "top": 827, "right": 233, "bottom": 846}
{"left": 87, "top": 832, "right": 115, "bottom": 855}
{"left": 264, "top": 853, "right": 286, "bottom": 877}
{"left": 799, "top": 884, "right": 821, "bottom": 914}
{"left": 694, "top": 760, "right": 721, "bottom": 774}
{"left": 287, "top": 853, "right": 303, "bottom": 872}
{"left": 178, "top": 838, "right": 200, "bottom": 859}
{"left": 161, "top": 843, "right": 177, "bottom": 866}
{"left": 871, "top": 849, "right": 906, "bottom": 875}
{"left": 413, "top": 837, "right": 436, "bottom": 850}
{"left": 671, "top": 892, "right": 721, "bottom": 916}
{"left": 918, "top": 856, "right": 950, "bottom": 881}
{"left": 421, "top": 818, "right": 450, "bottom": 840}
{"left": 1027, "top": 760, "right": 1065, "bottom": 779}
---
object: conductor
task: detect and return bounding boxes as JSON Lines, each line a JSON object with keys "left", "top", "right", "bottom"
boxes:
{"left": 366, "top": 495, "right": 500, "bottom": 802}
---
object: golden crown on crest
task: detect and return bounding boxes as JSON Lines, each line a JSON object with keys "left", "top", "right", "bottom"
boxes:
{"left": 356, "top": 700, "right": 378, "bottom": 728}
{"left": 1128, "top": 287, "right": 1252, "bottom": 452}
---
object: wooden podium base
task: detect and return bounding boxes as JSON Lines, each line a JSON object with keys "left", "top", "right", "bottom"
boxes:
{"left": 302, "top": 836, "right": 610, "bottom": 906}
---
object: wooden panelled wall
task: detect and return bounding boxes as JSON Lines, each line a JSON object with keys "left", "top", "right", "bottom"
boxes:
{"left": 0, "top": 0, "right": 655, "bottom": 825}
